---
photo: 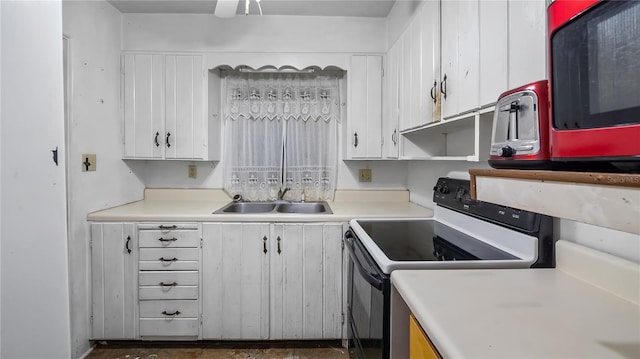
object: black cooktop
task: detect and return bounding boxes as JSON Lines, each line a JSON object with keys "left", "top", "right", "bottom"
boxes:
{"left": 357, "top": 220, "right": 519, "bottom": 261}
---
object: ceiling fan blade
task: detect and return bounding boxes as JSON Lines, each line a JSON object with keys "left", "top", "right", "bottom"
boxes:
{"left": 215, "top": 0, "right": 240, "bottom": 18}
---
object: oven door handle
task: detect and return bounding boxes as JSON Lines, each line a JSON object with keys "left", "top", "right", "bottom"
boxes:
{"left": 344, "top": 230, "right": 384, "bottom": 290}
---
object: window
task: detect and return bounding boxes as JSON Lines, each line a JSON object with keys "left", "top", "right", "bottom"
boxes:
{"left": 222, "top": 71, "right": 341, "bottom": 201}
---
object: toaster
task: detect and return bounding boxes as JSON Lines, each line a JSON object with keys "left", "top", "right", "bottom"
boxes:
{"left": 489, "top": 80, "right": 552, "bottom": 169}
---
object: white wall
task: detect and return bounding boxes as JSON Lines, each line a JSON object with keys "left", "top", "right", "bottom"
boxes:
{"left": 1, "top": 1, "right": 71, "bottom": 357}
{"left": 386, "top": 0, "right": 423, "bottom": 48}
{"left": 122, "top": 14, "right": 387, "bottom": 53}
{"left": 62, "top": 2, "right": 145, "bottom": 358}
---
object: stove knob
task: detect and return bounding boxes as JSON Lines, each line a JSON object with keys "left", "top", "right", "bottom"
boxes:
{"left": 439, "top": 186, "right": 450, "bottom": 194}
{"left": 498, "top": 146, "right": 515, "bottom": 158}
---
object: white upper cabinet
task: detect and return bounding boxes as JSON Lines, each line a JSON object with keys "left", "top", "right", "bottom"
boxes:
{"left": 346, "top": 55, "right": 383, "bottom": 159}
{"left": 440, "top": 0, "right": 480, "bottom": 119}
{"left": 508, "top": 0, "right": 547, "bottom": 88}
{"left": 123, "top": 53, "right": 216, "bottom": 160}
{"left": 479, "top": 0, "right": 508, "bottom": 106}
{"left": 382, "top": 45, "right": 400, "bottom": 159}
{"left": 420, "top": 0, "right": 441, "bottom": 125}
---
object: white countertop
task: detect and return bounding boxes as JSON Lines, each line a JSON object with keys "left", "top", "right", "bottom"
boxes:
{"left": 87, "top": 188, "right": 433, "bottom": 222}
{"left": 392, "top": 241, "right": 640, "bottom": 358}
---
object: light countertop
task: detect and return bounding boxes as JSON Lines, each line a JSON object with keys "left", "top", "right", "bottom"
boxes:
{"left": 392, "top": 240, "right": 640, "bottom": 358}
{"left": 87, "top": 188, "right": 433, "bottom": 222}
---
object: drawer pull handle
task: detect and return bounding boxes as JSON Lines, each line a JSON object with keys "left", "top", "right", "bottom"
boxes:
{"left": 159, "top": 281, "right": 178, "bottom": 287}
{"left": 162, "top": 310, "right": 181, "bottom": 316}
{"left": 158, "top": 237, "right": 178, "bottom": 242}
{"left": 158, "top": 225, "right": 177, "bottom": 230}
{"left": 159, "top": 257, "right": 178, "bottom": 262}
{"left": 125, "top": 236, "right": 132, "bottom": 254}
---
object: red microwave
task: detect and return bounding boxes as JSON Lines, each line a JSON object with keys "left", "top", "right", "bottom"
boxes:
{"left": 548, "top": 0, "right": 640, "bottom": 172}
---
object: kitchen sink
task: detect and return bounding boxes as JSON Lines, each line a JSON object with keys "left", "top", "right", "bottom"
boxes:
{"left": 213, "top": 201, "right": 332, "bottom": 214}
{"left": 215, "top": 202, "right": 277, "bottom": 214}
{"left": 275, "top": 202, "right": 332, "bottom": 214}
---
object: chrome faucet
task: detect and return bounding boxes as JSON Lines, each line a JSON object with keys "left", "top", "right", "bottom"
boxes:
{"left": 278, "top": 187, "right": 290, "bottom": 201}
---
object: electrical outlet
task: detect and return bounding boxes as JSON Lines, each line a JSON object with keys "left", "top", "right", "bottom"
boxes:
{"left": 188, "top": 164, "right": 197, "bottom": 179}
{"left": 359, "top": 168, "right": 372, "bottom": 182}
{"left": 81, "top": 154, "right": 96, "bottom": 172}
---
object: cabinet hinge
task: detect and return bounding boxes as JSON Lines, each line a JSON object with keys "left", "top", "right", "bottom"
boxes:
{"left": 200, "top": 238, "right": 203, "bottom": 248}
{"left": 341, "top": 312, "right": 345, "bottom": 325}
{"left": 90, "top": 315, "right": 93, "bottom": 324}
{"left": 89, "top": 239, "right": 92, "bottom": 250}
{"left": 341, "top": 240, "right": 344, "bottom": 250}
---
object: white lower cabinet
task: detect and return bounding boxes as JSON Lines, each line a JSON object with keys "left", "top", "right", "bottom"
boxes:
{"left": 201, "top": 223, "right": 270, "bottom": 340}
{"left": 90, "top": 223, "right": 138, "bottom": 339}
{"left": 201, "top": 222, "right": 345, "bottom": 340}
{"left": 270, "top": 223, "right": 344, "bottom": 340}
{"left": 92, "top": 221, "right": 345, "bottom": 341}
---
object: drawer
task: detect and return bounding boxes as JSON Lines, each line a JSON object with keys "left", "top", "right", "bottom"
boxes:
{"left": 139, "top": 248, "right": 199, "bottom": 271}
{"left": 139, "top": 271, "right": 198, "bottom": 286}
{"left": 139, "top": 300, "right": 198, "bottom": 318}
{"left": 139, "top": 285, "right": 198, "bottom": 300}
{"left": 139, "top": 230, "right": 200, "bottom": 248}
{"left": 139, "top": 318, "right": 198, "bottom": 337}
{"left": 138, "top": 223, "right": 198, "bottom": 231}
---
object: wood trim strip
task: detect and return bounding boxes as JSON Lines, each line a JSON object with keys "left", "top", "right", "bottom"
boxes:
{"left": 470, "top": 169, "right": 640, "bottom": 190}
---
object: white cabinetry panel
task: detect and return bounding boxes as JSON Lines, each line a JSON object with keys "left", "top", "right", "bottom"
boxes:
{"left": 347, "top": 55, "right": 383, "bottom": 159}
{"left": 270, "top": 223, "right": 343, "bottom": 340}
{"left": 91, "top": 223, "right": 138, "bottom": 339}
{"left": 382, "top": 45, "right": 400, "bottom": 159}
{"left": 123, "top": 53, "right": 210, "bottom": 160}
{"left": 479, "top": 0, "right": 508, "bottom": 106}
{"left": 201, "top": 223, "right": 270, "bottom": 340}
{"left": 508, "top": 0, "right": 547, "bottom": 88}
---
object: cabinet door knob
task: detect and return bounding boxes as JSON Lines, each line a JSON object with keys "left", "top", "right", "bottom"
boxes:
{"left": 154, "top": 132, "right": 160, "bottom": 147}
{"left": 440, "top": 74, "right": 448, "bottom": 99}
{"left": 125, "top": 236, "right": 132, "bottom": 254}
{"left": 263, "top": 235, "right": 268, "bottom": 254}
{"left": 166, "top": 132, "right": 171, "bottom": 148}
{"left": 430, "top": 81, "right": 437, "bottom": 103}
{"left": 277, "top": 236, "right": 282, "bottom": 255}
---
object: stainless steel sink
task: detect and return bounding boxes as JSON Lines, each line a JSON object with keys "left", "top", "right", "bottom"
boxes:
{"left": 275, "top": 202, "right": 332, "bottom": 214}
{"left": 213, "top": 201, "right": 332, "bottom": 214}
{"left": 214, "top": 202, "right": 277, "bottom": 214}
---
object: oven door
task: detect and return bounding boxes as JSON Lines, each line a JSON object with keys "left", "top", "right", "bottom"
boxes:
{"left": 345, "top": 229, "right": 390, "bottom": 359}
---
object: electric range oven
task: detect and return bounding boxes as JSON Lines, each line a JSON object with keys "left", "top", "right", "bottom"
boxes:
{"left": 345, "top": 177, "right": 554, "bottom": 359}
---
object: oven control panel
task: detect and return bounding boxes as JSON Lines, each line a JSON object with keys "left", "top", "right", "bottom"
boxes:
{"left": 433, "top": 177, "right": 539, "bottom": 233}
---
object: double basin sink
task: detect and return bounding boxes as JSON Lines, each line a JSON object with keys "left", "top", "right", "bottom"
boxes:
{"left": 214, "top": 201, "right": 332, "bottom": 215}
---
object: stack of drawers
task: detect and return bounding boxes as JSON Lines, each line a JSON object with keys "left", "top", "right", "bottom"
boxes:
{"left": 138, "top": 223, "right": 200, "bottom": 338}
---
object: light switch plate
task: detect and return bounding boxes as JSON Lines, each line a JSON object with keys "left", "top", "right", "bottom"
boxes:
{"left": 359, "top": 168, "right": 372, "bottom": 182}
{"left": 82, "top": 154, "right": 96, "bottom": 172}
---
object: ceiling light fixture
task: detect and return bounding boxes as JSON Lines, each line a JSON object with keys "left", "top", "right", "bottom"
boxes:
{"left": 215, "top": 0, "right": 262, "bottom": 18}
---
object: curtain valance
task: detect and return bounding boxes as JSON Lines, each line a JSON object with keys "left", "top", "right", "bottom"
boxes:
{"left": 223, "top": 73, "right": 341, "bottom": 122}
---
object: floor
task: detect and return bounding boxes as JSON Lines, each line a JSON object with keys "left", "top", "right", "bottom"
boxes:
{"left": 86, "top": 344, "right": 350, "bottom": 359}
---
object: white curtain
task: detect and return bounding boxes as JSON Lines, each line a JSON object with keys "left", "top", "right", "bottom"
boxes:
{"left": 222, "top": 71, "right": 340, "bottom": 202}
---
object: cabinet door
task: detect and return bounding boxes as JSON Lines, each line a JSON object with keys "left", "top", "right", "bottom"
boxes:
{"left": 164, "top": 55, "right": 205, "bottom": 160}
{"left": 421, "top": 0, "right": 441, "bottom": 124}
{"left": 479, "top": 0, "right": 508, "bottom": 106}
{"left": 508, "top": 0, "right": 547, "bottom": 88}
{"left": 202, "top": 223, "right": 270, "bottom": 340}
{"left": 270, "top": 223, "right": 343, "bottom": 339}
{"left": 382, "top": 43, "right": 400, "bottom": 159}
{"left": 409, "top": 16, "right": 422, "bottom": 129}
{"left": 441, "top": 0, "right": 480, "bottom": 118}
{"left": 123, "top": 54, "right": 164, "bottom": 159}
{"left": 347, "top": 55, "right": 383, "bottom": 159}
{"left": 398, "top": 31, "right": 412, "bottom": 131}
{"left": 91, "top": 223, "right": 137, "bottom": 339}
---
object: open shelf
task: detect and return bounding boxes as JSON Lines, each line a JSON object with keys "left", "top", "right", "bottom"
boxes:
{"left": 470, "top": 169, "right": 640, "bottom": 234}
{"left": 399, "top": 111, "right": 492, "bottom": 161}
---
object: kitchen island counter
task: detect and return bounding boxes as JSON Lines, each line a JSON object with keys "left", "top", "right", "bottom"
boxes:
{"left": 391, "top": 240, "right": 640, "bottom": 358}
{"left": 87, "top": 188, "right": 433, "bottom": 222}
